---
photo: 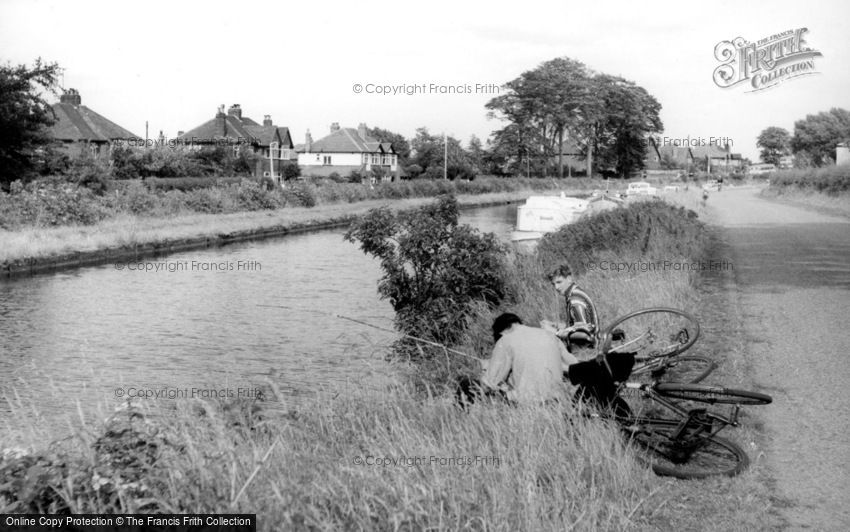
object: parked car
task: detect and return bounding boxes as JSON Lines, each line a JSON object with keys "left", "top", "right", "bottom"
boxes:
{"left": 748, "top": 163, "right": 776, "bottom": 176}
{"left": 663, "top": 185, "right": 681, "bottom": 192}
{"left": 626, "top": 181, "right": 658, "bottom": 196}
{"left": 702, "top": 180, "right": 720, "bottom": 192}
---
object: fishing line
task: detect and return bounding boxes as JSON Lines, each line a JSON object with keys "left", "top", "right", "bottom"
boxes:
{"left": 256, "top": 304, "right": 481, "bottom": 360}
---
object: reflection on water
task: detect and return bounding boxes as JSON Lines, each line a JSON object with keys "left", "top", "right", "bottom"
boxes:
{"left": 0, "top": 204, "right": 517, "bottom": 425}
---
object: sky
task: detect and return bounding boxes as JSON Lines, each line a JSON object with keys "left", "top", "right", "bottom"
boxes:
{"left": 2, "top": 0, "right": 849, "bottom": 161}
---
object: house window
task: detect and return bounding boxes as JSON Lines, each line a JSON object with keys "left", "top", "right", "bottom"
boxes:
{"left": 323, "top": 155, "right": 332, "bottom": 165}
{"left": 371, "top": 154, "right": 379, "bottom": 165}
{"left": 363, "top": 154, "right": 369, "bottom": 164}
{"left": 89, "top": 144, "right": 98, "bottom": 156}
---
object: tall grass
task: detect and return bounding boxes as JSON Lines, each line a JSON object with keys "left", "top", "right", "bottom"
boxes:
{"left": 1, "top": 386, "right": 664, "bottom": 530}
{"left": 767, "top": 166, "right": 850, "bottom": 195}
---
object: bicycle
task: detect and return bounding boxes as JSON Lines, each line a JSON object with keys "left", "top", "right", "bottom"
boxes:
{"left": 599, "top": 307, "right": 716, "bottom": 384}
{"left": 616, "top": 379, "right": 772, "bottom": 478}
{"left": 567, "top": 311, "right": 772, "bottom": 479}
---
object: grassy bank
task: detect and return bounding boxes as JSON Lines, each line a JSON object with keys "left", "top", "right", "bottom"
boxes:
{"left": 0, "top": 176, "right": 601, "bottom": 230}
{"left": 0, "top": 178, "right": 602, "bottom": 267}
{"left": 761, "top": 166, "right": 850, "bottom": 218}
{"left": 766, "top": 166, "right": 850, "bottom": 195}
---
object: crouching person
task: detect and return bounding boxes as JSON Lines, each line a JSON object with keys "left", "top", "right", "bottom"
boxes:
{"left": 456, "top": 313, "right": 579, "bottom": 408}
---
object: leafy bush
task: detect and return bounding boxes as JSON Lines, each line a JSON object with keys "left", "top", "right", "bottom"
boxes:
{"left": 0, "top": 180, "right": 110, "bottom": 228}
{"left": 282, "top": 162, "right": 301, "bottom": 180}
{"left": 404, "top": 164, "right": 423, "bottom": 178}
{"left": 347, "top": 170, "right": 364, "bottom": 184}
{"left": 68, "top": 152, "right": 114, "bottom": 194}
{"left": 283, "top": 181, "right": 318, "bottom": 207}
{"left": 345, "top": 195, "right": 507, "bottom": 353}
{"left": 446, "top": 164, "right": 474, "bottom": 181}
{"left": 182, "top": 187, "right": 229, "bottom": 214}
{"left": 235, "top": 180, "right": 284, "bottom": 210}
{"left": 105, "top": 180, "right": 158, "bottom": 215}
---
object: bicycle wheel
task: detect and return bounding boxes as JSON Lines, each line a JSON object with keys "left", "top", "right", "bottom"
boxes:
{"left": 626, "top": 421, "right": 748, "bottom": 478}
{"left": 631, "top": 355, "right": 717, "bottom": 384}
{"left": 601, "top": 308, "right": 700, "bottom": 360}
{"left": 654, "top": 384, "right": 773, "bottom": 405}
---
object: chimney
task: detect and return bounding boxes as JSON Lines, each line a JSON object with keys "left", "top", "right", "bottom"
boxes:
{"left": 330, "top": 122, "right": 340, "bottom": 133}
{"left": 228, "top": 104, "right": 242, "bottom": 119}
{"left": 305, "top": 129, "right": 313, "bottom": 152}
{"left": 263, "top": 115, "right": 272, "bottom": 127}
{"left": 357, "top": 123, "right": 368, "bottom": 140}
{"left": 60, "top": 88, "right": 82, "bottom": 106}
{"left": 215, "top": 104, "right": 226, "bottom": 136}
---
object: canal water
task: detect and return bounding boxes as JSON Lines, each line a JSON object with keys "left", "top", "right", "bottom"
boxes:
{"left": 0, "top": 204, "right": 517, "bottom": 428}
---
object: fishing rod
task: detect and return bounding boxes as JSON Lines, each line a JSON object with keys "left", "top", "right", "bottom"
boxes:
{"left": 256, "top": 304, "right": 482, "bottom": 360}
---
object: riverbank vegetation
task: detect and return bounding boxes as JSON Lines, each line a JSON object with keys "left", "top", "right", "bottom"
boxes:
{"left": 762, "top": 166, "right": 850, "bottom": 217}
{"left": 1, "top": 195, "right": 776, "bottom": 529}
{"left": 766, "top": 166, "right": 850, "bottom": 195}
{"left": 0, "top": 176, "right": 598, "bottom": 231}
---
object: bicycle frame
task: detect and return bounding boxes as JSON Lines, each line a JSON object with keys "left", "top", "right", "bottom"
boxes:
{"left": 619, "top": 381, "right": 741, "bottom": 448}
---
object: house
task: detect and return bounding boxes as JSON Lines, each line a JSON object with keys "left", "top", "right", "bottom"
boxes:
{"left": 691, "top": 145, "right": 743, "bottom": 172}
{"left": 837, "top": 144, "right": 850, "bottom": 166}
{"left": 296, "top": 123, "right": 398, "bottom": 181}
{"left": 645, "top": 139, "right": 694, "bottom": 170}
{"left": 177, "top": 104, "right": 295, "bottom": 179}
{"left": 48, "top": 88, "right": 140, "bottom": 156}
{"left": 645, "top": 138, "right": 742, "bottom": 173}
{"left": 778, "top": 154, "right": 795, "bottom": 169}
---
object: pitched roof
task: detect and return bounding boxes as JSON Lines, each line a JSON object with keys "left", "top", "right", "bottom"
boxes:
{"left": 178, "top": 112, "right": 292, "bottom": 148}
{"left": 305, "top": 127, "right": 394, "bottom": 154}
{"left": 657, "top": 145, "right": 693, "bottom": 160}
{"left": 691, "top": 145, "right": 730, "bottom": 159}
{"left": 49, "top": 98, "right": 140, "bottom": 142}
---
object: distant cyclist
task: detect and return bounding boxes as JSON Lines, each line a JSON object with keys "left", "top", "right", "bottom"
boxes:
{"left": 542, "top": 264, "right": 599, "bottom": 354}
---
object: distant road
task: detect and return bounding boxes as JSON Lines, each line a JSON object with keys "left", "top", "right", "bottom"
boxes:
{"left": 710, "top": 188, "right": 850, "bottom": 530}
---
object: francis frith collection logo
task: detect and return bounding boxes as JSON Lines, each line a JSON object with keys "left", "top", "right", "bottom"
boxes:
{"left": 713, "top": 28, "right": 822, "bottom": 92}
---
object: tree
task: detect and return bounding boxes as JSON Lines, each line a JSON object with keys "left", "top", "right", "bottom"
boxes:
{"left": 757, "top": 126, "right": 791, "bottom": 165}
{"left": 0, "top": 59, "right": 61, "bottom": 187}
{"left": 791, "top": 108, "right": 850, "bottom": 166}
{"left": 409, "top": 128, "right": 472, "bottom": 178}
{"left": 344, "top": 195, "right": 506, "bottom": 351}
{"left": 485, "top": 57, "right": 661, "bottom": 178}
{"left": 367, "top": 126, "right": 411, "bottom": 165}
{"left": 486, "top": 58, "right": 590, "bottom": 178}
{"left": 467, "top": 135, "right": 485, "bottom": 174}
